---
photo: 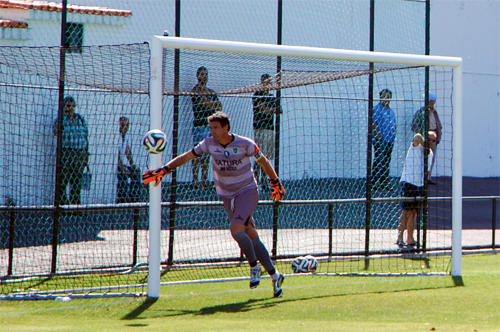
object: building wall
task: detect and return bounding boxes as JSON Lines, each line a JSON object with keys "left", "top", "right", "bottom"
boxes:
{"left": 431, "top": 0, "right": 500, "bottom": 177}
{"left": 1, "top": 0, "right": 498, "bottom": 182}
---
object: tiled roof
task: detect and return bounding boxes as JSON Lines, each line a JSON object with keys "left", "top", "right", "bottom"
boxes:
{"left": 0, "top": 19, "right": 28, "bottom": 28}
{"left": 0, "top": 1, "right": 132, "bottom": 17}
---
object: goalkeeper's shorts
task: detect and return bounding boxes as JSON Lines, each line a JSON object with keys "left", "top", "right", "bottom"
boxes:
{"left": 222, "top": 186, "right": 259, "bottom": 227}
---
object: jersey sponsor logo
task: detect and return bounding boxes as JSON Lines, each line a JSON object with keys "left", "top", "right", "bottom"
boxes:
{"left": 216, "top": 159, "right": 242, "bottom": 167}
{"left": 220, "top": 166, "right": 238, "bottom": 171}
{"left": 224, "top": 151, "right": 230, "bottom": 157}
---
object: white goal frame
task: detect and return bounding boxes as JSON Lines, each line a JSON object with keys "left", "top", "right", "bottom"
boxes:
{"left": 148, "top": 36, "right": 463, "bottom": 299}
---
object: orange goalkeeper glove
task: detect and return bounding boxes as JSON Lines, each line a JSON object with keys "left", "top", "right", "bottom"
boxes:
{"left": 142, "top": 165, "right": 171, "bottom": 186}
{"left": 269, "top": 178, "right": 285, "bottom": 201}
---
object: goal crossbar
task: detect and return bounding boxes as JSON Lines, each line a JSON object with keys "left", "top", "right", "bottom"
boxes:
{"left": 148, "top": 36, "right": 463, "bottom": 298}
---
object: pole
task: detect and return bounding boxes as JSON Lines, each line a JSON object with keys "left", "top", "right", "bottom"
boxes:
{"left": 364, "top": 0, "right": 375, "bottom": 270}
{"left": 271, "top": 0, "right": 283, "bottom": 260}
{"left": 147, "top": 36, "right": 164, "bottom": 298}
{"left": 51, "top": 0, "right": 68, "bottom": 274}
{"left": 422, "top": 0, "right": 431, "bottom": 252}
{"left": 451, "top": 64, "right": 463, "bottom": 276}
{"left": 167, "top": 0, "right": 182, "bottom": 267}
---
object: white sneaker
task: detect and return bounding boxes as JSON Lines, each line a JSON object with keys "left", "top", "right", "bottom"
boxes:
{"left": 249, "top": 266, "right": 261, "bottom": 289}
{"left": 273, "top": 273, "right": 285, "bottom": 298}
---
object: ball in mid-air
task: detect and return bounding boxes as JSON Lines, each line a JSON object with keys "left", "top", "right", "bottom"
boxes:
{"left": 143, "top": 129, "right": 167, "bottom": 154}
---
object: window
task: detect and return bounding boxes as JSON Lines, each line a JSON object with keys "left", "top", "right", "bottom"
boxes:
{"left": 65, "top": 22, "right": 84, "bottom": 53}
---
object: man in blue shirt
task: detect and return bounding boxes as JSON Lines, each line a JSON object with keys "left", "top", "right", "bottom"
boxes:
{"left": 371, "top": 89, "right": 396, "bottom": 190}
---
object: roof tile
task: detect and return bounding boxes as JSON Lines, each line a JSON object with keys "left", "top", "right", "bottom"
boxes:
{"left": 0, "top": 0, "right": 131, "bottom": 16}
{"left": 0, "top": 19, "right": 29, "bottom": 28}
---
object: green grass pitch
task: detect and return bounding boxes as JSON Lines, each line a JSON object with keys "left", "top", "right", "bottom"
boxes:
{"left": 0, "top": 253, "right": 498, "bottom": 332}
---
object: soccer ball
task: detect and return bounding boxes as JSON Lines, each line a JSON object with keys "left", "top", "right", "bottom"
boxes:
{"left": 292, "top": 255, "right": 318, "bottom": 273}
{"left": 291, "top": 256, "right": 310, "bottom": 273}
{"left": 143, "top": 129, "right": 167, "bottom": 154}
{"left": 304, "top": 255, "right": 318, "bottom": 272}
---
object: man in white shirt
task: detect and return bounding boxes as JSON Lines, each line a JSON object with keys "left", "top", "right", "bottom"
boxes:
{"left": 117, "top": 116, "right": 139, "bottom": 203}
{"left": 395, "top": 131, "right": 436, "bottom": 247}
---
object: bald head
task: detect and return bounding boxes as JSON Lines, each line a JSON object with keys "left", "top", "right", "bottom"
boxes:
{"left": 427, "top": 131, "right": 437, "bottom": 149}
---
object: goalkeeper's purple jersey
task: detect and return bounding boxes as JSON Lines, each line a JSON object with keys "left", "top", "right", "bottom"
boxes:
{"left": 193, "top": 133, "right": 261, "bottom": 199}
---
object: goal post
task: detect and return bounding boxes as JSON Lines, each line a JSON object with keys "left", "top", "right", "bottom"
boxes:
{"left": 148, "top": 36, "right": 463, "bottom": 298}
{"left": 148, "top": 37, "right": 165, "bottom": 298}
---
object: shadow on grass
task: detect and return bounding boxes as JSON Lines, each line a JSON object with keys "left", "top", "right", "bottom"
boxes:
{"left": 121, "top": 296, "right": 276, "bottom": 320}
{"left": 195, "top": 297, "right": 277, "bottom": 315}
{"left": 121, "top": 276, "right": 463, "bottom": 320}
{"left": 452, "top": 276, "right": 465, "bottom": 286}
{"left": 395, "top": 255, "right": 431, "bottom": 269}
{"left": 122, "top": 297, "right": 158, "bottom": 320}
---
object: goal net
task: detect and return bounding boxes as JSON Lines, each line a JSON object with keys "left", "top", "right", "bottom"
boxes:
{"left": 0, "top": 39, "right": 462, "bottom": 300}
{"left": 147, "top": 37, "right": 462, "bottom": 298}
{"left": 0, "top": 44, "right": 152, "bottom": 299}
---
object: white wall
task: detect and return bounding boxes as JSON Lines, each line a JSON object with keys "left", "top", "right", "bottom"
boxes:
{"left": 79, "top": 0, "right": 500, "bottom": 178}
{"left": 1, "top": 0, "right": 498, "bottom": 179}
{"left": 431, "top": 0, "right": 500, "bottom": 177}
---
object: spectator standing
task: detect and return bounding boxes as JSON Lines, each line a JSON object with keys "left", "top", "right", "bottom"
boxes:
{"left": 396, "top": 131, "right": 436, "bottom": 247}
{"left": 191, "top": 66, "right": 222, "bottom": 188}
{"left": 411, "top": 93, "right": 442, "bottom": 184}
{"left": 53, "top": 96, "right": 89, "bottom": 206}
{"left": 252, "top": 74, "right": 278, "bottom": 190}
{"left": 372, "top": 89, "right": 396, "bottom": 190}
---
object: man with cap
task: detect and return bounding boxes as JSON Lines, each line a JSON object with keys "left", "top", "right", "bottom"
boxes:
{"left": 411, "top": 93, "right": 443, "bottom": 184}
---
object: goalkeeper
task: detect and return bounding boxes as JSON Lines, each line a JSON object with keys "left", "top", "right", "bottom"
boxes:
{"left": 143, "top": 111, "right": 286, "bottom": 298}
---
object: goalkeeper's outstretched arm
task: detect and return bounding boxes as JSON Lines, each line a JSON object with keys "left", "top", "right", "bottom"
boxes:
{"left": 166, "top": 150, "right": 197, "bottom": 170}
{"left": 143, "top": 150, "right": 197, "bottom": 186}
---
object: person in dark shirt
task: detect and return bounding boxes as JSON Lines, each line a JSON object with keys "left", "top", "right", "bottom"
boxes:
{"left": 190, "top": 66, "right": 222, "bottom": 188}
{"left": 411, "top": 93, "right": 442, "bottom": 184}
{"left": 252, "top": 74, "right": 278, "bottom": 190}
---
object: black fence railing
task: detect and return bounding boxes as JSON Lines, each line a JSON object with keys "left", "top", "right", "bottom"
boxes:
{"left": 1, "top": 195, "right": 498, "bottom": 278}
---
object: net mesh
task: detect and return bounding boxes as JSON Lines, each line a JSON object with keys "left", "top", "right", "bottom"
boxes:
{"left": 158, "top": 48, "right": 454, "bottom": 284}
{"left": 0, "top": 43, "right": 454, "bottom": 299}
{"left": 0, "top": 44, "right": 151, "bottom": 298}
